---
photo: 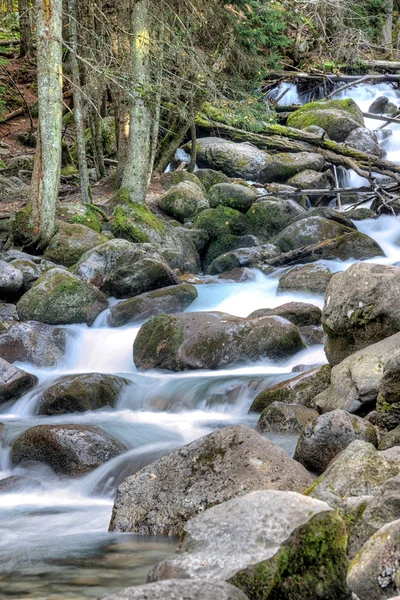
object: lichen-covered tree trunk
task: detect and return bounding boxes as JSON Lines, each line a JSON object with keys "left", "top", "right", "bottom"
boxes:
{"left": 382, "top": 0, "right": 394, "bottom": 50}
{"left": 18, "top": 0, "right": 33, "bottom": 58}
{"left": 29, "top": 0, "right": 62, "bottom": 247}
{"left": 117, "top": 0, "right": 153, "bottom": 204}
{"left": 67, "top": 0, "right": 91, "bottom": 204}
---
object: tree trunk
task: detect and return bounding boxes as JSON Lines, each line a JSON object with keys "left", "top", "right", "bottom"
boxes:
{"left": 382, "top": 0, "right": 394, "bottom": 50}
{"left": 117, "top": 0, "right": 152, "bottom": 204}
{"left": 28, "top": 0, "right": 63, "bottom": 248}
{"left": 18, "top": 0, "right": 33, "bottom": 58}
{"left": 67, "top": 0, "right": 91, "bottom": 204}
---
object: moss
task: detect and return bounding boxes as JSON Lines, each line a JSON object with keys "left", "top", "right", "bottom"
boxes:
{"left": 133, "top": 315, "right": 184, "bottom": 369}
{"left": 61, "top": 164, "right": 79, "bottom": 177}
{"left": 68, "top": 207, "right": 102, "bottom": 234}
{"left": 11, "top": 203, "right": 35, "bottom": 246}
{"left": 204, "top": 234, "right": 241, "bottom": 267}
{"left": 193, "top": 205, "right": 246, "bottom": 241}
{"left": 110, "top": 189, "right": 165, "bottom": 243}
{"left": 199, "top": 96, "right": 277, "bottom": 134}
{"left": 0, "top": 159, "right": 6, "bottom": 169}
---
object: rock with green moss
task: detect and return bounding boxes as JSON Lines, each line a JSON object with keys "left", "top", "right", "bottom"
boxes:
{"left": 347, "top": 519, "right": 400, "bottom": 599}
{"left": 159, "top": 182, "right": 209, "bottom": 223}
{"left": 260, "top": 152, "right": 325, "bottom": 184}
{"left": 315, "top": 333, "right": 400, "bottom": 414}
{"left": 0, "top": 321, "right": 68, "bottom": 368}
{"left": 204, "top": 234, "right": 262, "bottom": 269}
{"left": 209, "top": 183, "right": 257, "bottom": 213}
{"left": 245, "top": 197, "right": 305, "bottom": 239}
{"left": 248, "top": 302, "right": 322, "bottom": 327}
{"left": 287, "top": 98, "right": 364, "bottom": 142}
{"left": 272, "top": 216, "right": 355, "bottom": 252}
{"left": 376, "top": 353, "right": 400, "bottom": 431}
{"left": 8, "top": 257, "right": 56, "bottom": 291}
{"left": 294, "top": 410, "right": 378, "bottom": 475}
{"left": 148, "top": 489, "right": 349, "bottom": 600}
{"left": 294, "top": 207, "right": 357, "bottom": 230}
{"left": 43, "top": 222, "right": 108, "bottom": 267}
{"left": 379, "top": 426, "right": 400, "bottom": 450}
{"left": 278, "top": 263, "right": 333, "bottom": 295}
{"left": 286, "top": 169, "right": 333, "bottom": 193}
{"left": 109, "top": 425, "right": 313, "bottom": 535}
{"left": 257, "top": 402, "right": 318, "bottom": 434}
{"left": 0, "top": 302, "right": 18, "bottom": 333}
{"left": 344, "top": 208, "right": 377, "bottom": 221}
{"left": 108, "top": 283, "right": 198, "bottom": 327}
{"left": 57, "top": 202, "right": 103, "bottom": 233}
{"left": 16, "top": 268, "right": 108, "bottom": 326}
{"left": 193, "top": 205, "right": 247, "bottom": 241}
{"left": 133, "top": 312, "right": 305, "bottom": 372}
{"left": 193, "top": 137, "right": 270, "bottom": 180}
{"left": 250, "top": 364, "right": 331, "bottom": 412}
{"left": 160, "top": 170, "right": 207, "bottom": 195}
{"left": 207, "top": 244, "right": 278, "bottom": 275}
{"left": 322, "top": 264, "right": 400, "bottom": 366}
{"left": 36, "top": 373, "right": 129, "bottom": 415}
{"left": 195, "top": 168, "right": 230, "bottom": 191}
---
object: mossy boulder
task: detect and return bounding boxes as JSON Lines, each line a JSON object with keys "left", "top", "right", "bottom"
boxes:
{"left": 257, "top": 402, "right": 318, "bottom": 434}
{"left": 294, "top": 207, "right": 357, "bottom": 230}
{"left": 245, "top": 197, "right": 305, "bottom": 239}
{"left": 0, "top": 321, "right": 67, "bottom": 368}
{"left": 159, "top": 182, "right": 209, "bottom": 223}
{"left": 195, "top": 168, "right": 230, "bottom": 191}
{"left": 286, "top": 169, "right": 333, "bottom": 193}
{"left": 278, "top": 263, "right": 334, "bottom": 295}
{"left": 207, "top": 244, "right": 278, "bottom": 275}
{"left": 294, "top": 410, "right": 378, "bottom": 475}
{"left": 287, "top": 98, "right": 364, "bottom": 142}
{"left": 322, "top": 264, "right": 400, "bottom": 366}
{"left": 43, "top": 221, "right": 108, "bottom": 267}
{"left": 160, "top": 170, "right": 207, "bottom": 195}
{"left": 133, "top": 312, "right": 305, "bottom": 372}
{"left": 16, "top": 268, "right": 108, "bottom": 326}
{"left": 57, "top": 202, "right": 103, "bottom": 233}
{"left": 109, "top": 191, "right": 166, "bottom": 244}
{"left": 272, "top": 216, "right": 355, "bottom": 252}
{"left": 11, "top": 424, "right": 126, "bottom": 476}
{"left": 193, "top": 137, "right": 270, "bottom": 180}
{"left": 248, "top": 302, "right": 322, "bottom": 327}
{"left": 8, "top": 257, "right": 56, "bottom": 291}
{"left": 204, "top": 235, "right": 262, "bottom": 269}
{"left": 209, "top": 183, "right": 258, "bottom": 213}
{"left": 345, "top": 208, "right": 377, "bottom": 221}
{"left": 250, "top": 364, "right": 331, "bottom": 412}
{"left": 36, "top": 373, "right": 129, "bottom": 415}
{"left": 109, "top": 426, "right": 313, "bottom": 535}
{"left": 193, "top": 205, "right": 247, "bottom": 240}
{"left": 376, "top": 353, "right": 400, "bottom": 431}
{"left": 345, "top": 127, "right": 383, "bottom": 158}
{"left": 260, "top": 152, "right": 325, "bottom": 184}
{"left": 108, "top": 283, "right": 198, "bottom": 327}
{"left": 148, "top": 490, "right": 349, "bottom": 600}
{"left": 379, "top": 425, "right": 400, "bottom": 450}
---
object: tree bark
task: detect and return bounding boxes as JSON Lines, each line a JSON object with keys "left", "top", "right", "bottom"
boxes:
{"left": 28, "top": 0, "right": 63, "bottom": 248}
{"left": 67, "top": 0, "right": 91, "bottom": 204}
{"left": 382, "top": 0, "right": 394, "bottom": 50}
{"left": 18, "top": 0, "right": 33, "bottom": 58}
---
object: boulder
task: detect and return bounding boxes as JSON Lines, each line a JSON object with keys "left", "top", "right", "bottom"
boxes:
{"left": 0, "top": 260, "right": 23, "bottom": 299}
{"left": 207, "top": 244, "right": 278, "bottom": 275}
{"left": 299, "top": 324, "right": 325, "bottom": 346}
{"left": 347, "top": 519, "right": 400, "bottom": 600}
{"left": 43, "top": 222, "right": 108, "bottom": 267}
{"left": 260, "top": 152, "right": 325, "bottom": 184}
{"left": 148, "top": 490, "right": 349, "bottom": 600}
{"left": 0, "top": 302, "right": 18, "bottom": 333}
{"left": 294, "top": 206, "right": 357, "bottom": 230}
{"left": 345, "top": 208, "right": 377, "bottom": 221}
{"left": 322, "top": 263, "right": 400, "bottom": 366}
{"left": 286, "top": 169, "right": 333, "bottom": 191}
{"left": 287, "top": 98, "right": 364, "bottom": 142}
{"left": 109, "top": 425, "right": 313, "bottom": 534}
{"left": 369, "top": 96, "right": 390, "bottom": 114}
{"left": 218, "top": 267, "right": 256, "bottom": 282}
{"left": 133, "top": 312, "right": 305, "bottom": 371}
{"left": 11, "top": 424, "right": 126, "bottom": 476}
{"left": 108, "top": 283, "right": 198, "bottom": 327}
{"left": 17, "top": 268, "right": 108, "bottom": 326}
{"left": 248, "top": 301, "right": 322, "bottom": 327}
{"left": 245, "top": 197, "right": 305, "bottom": 239}
{"left": 272, "top": 216, "right": 358, "bottom": 252}
{"left": 0, "top": 475, "right": 44, "bottom": 494}
{"left": 195, "top": 168, "right": 231, "bottom": 191}
{"left": 379, "top": 426, "right": 400, "bottom": 450}
{"left": 257, "top": 402, "right": 318, "bottom": 434}
{"left": 0, "top": 357, "right": 38, "bottom": 404}
{"left": 194, "top": 137, "right": 270, "bottom": 180}
{"left": 160, "top": 170, "right": 207, "bottom": 194}
{"left": 209, "top": 183, "right": 258, "bottom": 212}
{"left": 314, "top": 333, "right": 400, "bottom": 414}
{"left": 345, "top": 127, "right": 383, "bottom": 158}
{"left": 8, "top": 257, "right": 56, "bottom": 290}
{"left": 159, "top": 182, "right": 209, "bottom": 222}
{"left": 376, "top": 353, "right": 400, "bottom": 430}
{"left": 0, "top": 321, "right": 67, "bottom": 367}
{"left": 193, "top": 205, "right": 247, "bottom": 240}
{"left": 278, "top": 263, "right": 333, "bottom": 295}
{"left": 250, "top": 364, "right": 331, "bottom": 412}
{"left": 100, "top": 580, "right": 250, "bottom": 600}
{"left": 105, "top": 257, "right": 180, "bottom": 300}
{"left": 5, "top": 154, "right": 35, "bottom": 171}
{"left": 294, "top": 410, "right": 378, "bottom": 475}
{"left": 36, "top": 373, "right": 129, "bottom": 415}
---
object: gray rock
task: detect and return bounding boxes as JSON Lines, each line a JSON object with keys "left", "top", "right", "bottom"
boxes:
{"left": 0, "top": 357, "right": 38, "bottom": 404}
{"left": 250, "top": 364, "right": 331, "bottom": 412}
{"left": 322, "top": 263, "right": 400, "bottom": 366}
{"left": 133, "top": 312, "right": 305, "bottom": 371}
{"left": 105, "top": 257, "right": 181, "bottom": 299}
{"left": 100, "top": 580, "right": 250, "bottom": 600}
{"left": 193, "top": 138, "right": 270, "bottom": 180}
{"left": 286, "top": 169, "right": 333, "bottom": 191}
{"left": 36, "top": 373, "right": 129, "bottom": 415}
{"left": 194, "top": 168, "right": 231, "bottom": 191}
{"left": 248, "top": 301, "right": 322, "bottom": 327}
{"left": 9, "top": 257, "right": 57, "bottom": 290}
{"left": 16, "top": 268, "right": 108, "bottom": 326}
{"left": 294, "top": 410, "right": 378, "bottom": 474}
{"left": 257, "top": 402, "right": 318, "bottom": 434}
{"left": 369, "top": 97, "right": 390, "bottom": 114}
{"left": 0, "top": 302, "right": 18, "bottom": 333}
{"left": 218, "top": 267, "right": 256, "bottom": 282}
{"left": 0, "top": 260, "right": 23, "bottom": 299}
{"left": 160, "top": 170, "right": 207, "bottom": 194}
{"left": 278, "top": 263, "right": 333, "bottom": 295}
{"left": 345, "top": 127, "right": 383, "bottom": 158}
{"left": 207, "top": 244, "right": 278, "bottom": 275}
{"left": 347, "top": 519, "right": 400, "bottom": 600}
{"left": 148, "top": 490, "right": 349, "bottom": 600}
{"left": 375, "top": 352, "right": 400, "bottom": 430}
{"left": 0, "top": 321, "right": 67, "bottom": 367}
{"left": 209, "top": 183, "right": 257, "bottom": 212}
{"left": 299, "top": 324, "right": 326, "bottom": 345}
{"left": 245, "top": 197, "right": 306, "bottom": 239}
{"left": 315, "top": 333, "right": 400, "bottom": 414}
{"left": 345, "top": 208, "right": 377, "bottom": 221}
{"left": 11, "top": 424, "right": 126, "bottom": 476}
{"left": 159, "top": 182, "right": 209, "bottom": 222}
{"left": 109, "top": 425, "right": 313, "bottom": 534}
{"left": 108, "top": 284, "right": 198, "bottom": 327}
{"left": 260, "top": 152, "right": 325, "bottom": 184}
{"left": 294, "top": 206, "right": 357, "bottom": 230}
{"left": 43, "top": 222, "right": 108, "bottom": 267}
{"left": 272, "top": 216, "right": 358, "bottom": 252}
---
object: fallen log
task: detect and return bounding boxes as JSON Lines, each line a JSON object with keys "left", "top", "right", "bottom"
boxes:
{"left": 363, "top": 112, "right": 400, "bottom": 125}
{"left": 362, "top": 60, "right": 400, "bottom": 71}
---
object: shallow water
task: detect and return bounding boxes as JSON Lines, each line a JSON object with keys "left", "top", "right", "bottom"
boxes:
{"left": 2, "top": 83, "right": 400, "bottom": 599}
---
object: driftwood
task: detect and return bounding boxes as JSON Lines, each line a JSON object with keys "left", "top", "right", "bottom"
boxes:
{"left": 363, "top": 112, "right": 400, "bottom": 125}
{"left": 362, "top": 60, "right": 400, "bottom": 71}
{"left": 265, "top": 235, "right": 360, "bottom": 268}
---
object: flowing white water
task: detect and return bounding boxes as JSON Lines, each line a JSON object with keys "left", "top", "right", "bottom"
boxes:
{"left": 2, "top": 83, "right": 400, "bottom": 599}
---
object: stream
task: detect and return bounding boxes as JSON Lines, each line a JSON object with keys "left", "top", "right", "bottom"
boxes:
{"left": 2, "top": 83, "right": 400, "bottom": 599}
